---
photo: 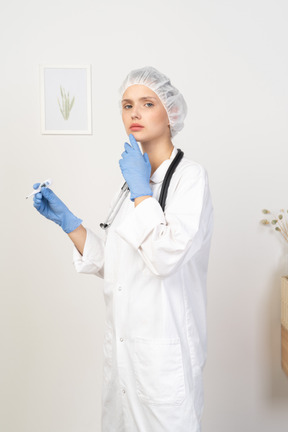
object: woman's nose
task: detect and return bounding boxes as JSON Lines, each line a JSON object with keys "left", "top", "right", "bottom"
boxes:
{"left": 131, "top": 107, "right": 141, "bottom": 119}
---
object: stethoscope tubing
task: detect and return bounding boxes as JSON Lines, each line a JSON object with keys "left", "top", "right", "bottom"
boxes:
{"left": 100, "top": 149, "right": 184, "bottom": 230}
{"left": 100, "top": 182, "right": 129, "bottom": 229}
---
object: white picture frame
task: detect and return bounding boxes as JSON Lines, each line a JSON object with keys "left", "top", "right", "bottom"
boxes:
{"left": 40, "top": 65, "right": 92, "bottom": 134}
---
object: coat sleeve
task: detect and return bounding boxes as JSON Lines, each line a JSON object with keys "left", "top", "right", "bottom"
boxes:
{"left": 72, "top": 182, "right": 125, "bottom": 278}
{"left": 114, "top": 164, "right": 213, "bottom": 278}
{"left": 72, "top": 227, "right": 106, "bottom": 278}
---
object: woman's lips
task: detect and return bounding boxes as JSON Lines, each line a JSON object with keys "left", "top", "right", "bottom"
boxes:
{"left": 130, "top": 124, "right": 144, "bottom": 130}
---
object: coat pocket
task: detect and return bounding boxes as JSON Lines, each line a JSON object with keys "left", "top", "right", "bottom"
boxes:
{"left": 133, "top": 337, "right": 186, "bottom": 405}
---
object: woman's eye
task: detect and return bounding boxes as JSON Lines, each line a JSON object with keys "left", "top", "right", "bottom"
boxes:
{"left": 123, "top": 102, "right": 153, "bottom": 109}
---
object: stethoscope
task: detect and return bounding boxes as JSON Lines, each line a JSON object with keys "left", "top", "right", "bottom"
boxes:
{"left": 100, "top": 148, "right": 184, "bottom": 230}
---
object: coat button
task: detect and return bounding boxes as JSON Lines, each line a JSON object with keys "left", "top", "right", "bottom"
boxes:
{"left": 120, "top": 337, "right": 124, "bottom": 342}
{"left": 122, "top": 389, "right": 126, "bottom": 394}
{"left": 118, "top": 286, "right": 122, "bottom": 291}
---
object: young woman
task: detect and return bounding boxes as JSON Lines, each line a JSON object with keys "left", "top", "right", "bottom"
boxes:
{"left": 33, "top": 66, "right": 213, "bottom": 432}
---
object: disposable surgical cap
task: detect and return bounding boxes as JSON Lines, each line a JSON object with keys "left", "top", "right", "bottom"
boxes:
{"left": 119, "top": 66, "right": 187, "bottom": 138}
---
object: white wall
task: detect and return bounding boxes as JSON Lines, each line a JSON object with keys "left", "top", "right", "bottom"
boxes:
{"left": 1, "top": 0, "right": 288, "bottom": 431}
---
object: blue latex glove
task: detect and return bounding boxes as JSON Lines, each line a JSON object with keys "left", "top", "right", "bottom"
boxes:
{"left": 119, "top": 134, "right": 153, "bottom": 202}
{"left": 33, "top": 183, "right": 83, "bottom": 234}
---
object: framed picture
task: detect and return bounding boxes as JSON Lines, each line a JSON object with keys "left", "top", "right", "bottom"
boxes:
{"left": 40, "top": 65, "right": 92, "bottom": 134}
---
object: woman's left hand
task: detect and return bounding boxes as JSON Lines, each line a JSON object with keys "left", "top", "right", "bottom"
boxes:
{"left": 119, "top": 134, "right": 153, "bottom": 202}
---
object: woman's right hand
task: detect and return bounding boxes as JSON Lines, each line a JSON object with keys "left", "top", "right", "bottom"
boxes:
{"left": 33, "top": 183, "right": 83, "bottom": 233}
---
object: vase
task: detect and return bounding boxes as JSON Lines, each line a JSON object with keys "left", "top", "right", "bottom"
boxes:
{"left": 281, "top": 276, "right": 288, "bottom": 376}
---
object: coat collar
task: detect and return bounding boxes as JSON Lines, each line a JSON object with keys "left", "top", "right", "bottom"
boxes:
{"left": 150, "top": 146, "right": 178, "bottom": 184}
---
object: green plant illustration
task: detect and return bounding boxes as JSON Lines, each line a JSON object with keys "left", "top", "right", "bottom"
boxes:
{"left": 260, "top": 209, "right": 288, "bottom": 243}
{"left": 57, "top": 85, "right": 75, "bottom": 120}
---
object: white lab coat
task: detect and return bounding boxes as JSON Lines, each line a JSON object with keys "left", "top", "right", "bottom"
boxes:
{"left": 73, "top": 145, "right": 213, "bottom": 432}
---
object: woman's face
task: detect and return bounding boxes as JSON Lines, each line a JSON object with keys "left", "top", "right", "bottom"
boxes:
{"left": 121, "top": 84, "right": 170, "bottom": 142}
